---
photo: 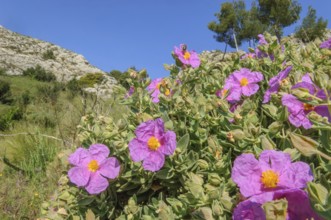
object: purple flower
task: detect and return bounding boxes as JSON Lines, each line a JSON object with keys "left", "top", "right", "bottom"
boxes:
{"left": 292, "top": 74, "right": 327, "bottom": 100}
{"left": 174, "top": 44, "right": 200, "bottom": 68}
{"left": 241, "top": 53, "right": 256, "bottom": 60}
{"left": 231, "top": 150, "right": 313, "bottom": 198}
{"left": 147, "top": 78, "right": 163, "bottom": 103}
{"left": 68, "top": 144, "right": 120, "bottom": 195}
{"left": 263, "top": 66, "right": 292, "bottom": 103}
{"left": 258, "top": 34, "right": 267, "bottom": 45}
{"left": 282, "top": 74, "right": 331, "bottom": 128}
{"left": 233, "top": 189, "right": 323, "bottom": 220}
{"left": 320, "top": 38, "right": 331, "bottom": 49}
{"left": 125, "top": 86, "right": 135, "bottom": 98}
{"left": 224, "top": 68, "right": 263, "bottom": 103}
{"left": 282, "top": 94, "right": 330, "bottom": 129}
{"left": 233, "top": 200, "right": 266, "bottom": 220}
{"left": 128, "top": 118, "right": 176, "bottom": 172}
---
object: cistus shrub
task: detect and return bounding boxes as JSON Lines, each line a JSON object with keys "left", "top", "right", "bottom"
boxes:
{"left": 78, "top": 72, "right": 105, "bottom": 88}
{"left": 41, "top": 35, "right": 331, "bottom": 219}
{"left": 23, "top": 65, "right": 56, "bottom": 82}
{"left": 0, "top": 79, "right": 12, "bottom": 104}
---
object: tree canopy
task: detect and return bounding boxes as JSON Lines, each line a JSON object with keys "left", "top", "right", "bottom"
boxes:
{"left": 295, "top": 6, "right": 328, "bottom": 43}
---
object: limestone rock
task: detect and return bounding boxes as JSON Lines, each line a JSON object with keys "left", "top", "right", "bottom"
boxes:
{"left": 0, "top": 26, "right": 117, "bottom": 97}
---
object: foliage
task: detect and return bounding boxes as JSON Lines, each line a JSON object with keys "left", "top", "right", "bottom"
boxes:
{"left": 257, "top": 0, "right": 302, "bottom": 40}
{"left": 78, "top": 72, "right": 105, "bottom": 88}
{"left": 295, "top": 6, "right": 328, "bottom": 43}
{"left": 0, "top": 74, "right": 127, "bottom": 219}
{"left": 109, "top": 68, "right": 149, "bottom": 90}
{"left": 0, "top": 79, "right": 12, "bottom": 104}
{"left": 0, "top": 106, "right": 23, "bottom": 131}
{"left": 208, "top": 0, "right": 247, "bottom": 49}
{"left": 42, "top": 33, "right": 331, "bottom": 219}
{"left": 42, "top": 49, "right": 56, "bottom": 60}
{"left": 23, "top": 65, "right": 56, "bottom": 82}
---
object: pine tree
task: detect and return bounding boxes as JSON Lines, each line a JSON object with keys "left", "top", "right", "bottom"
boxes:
{"left": 208, "top": 1, "right": 247, "bottom": 52}
{"left": 258, "top": 0, "right": 302, "bottom": 40}
{"left": 295, "top": 6, "right": 328, "bottom": 43}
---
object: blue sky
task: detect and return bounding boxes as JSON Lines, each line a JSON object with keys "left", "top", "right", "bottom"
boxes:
{"left": 0, "top": 0, "right": 330, "bottom": 79}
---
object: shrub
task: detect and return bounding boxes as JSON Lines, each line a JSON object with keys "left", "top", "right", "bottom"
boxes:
{"left": 78, "top": 73, "right": 104, "bottom": 88}
{"left": 42, "top": 49, "right": 56, "bottom": 60}
{"left": 23, "top": 65, "right": 56, "bottom": 82}
{"left": 0, "top": 80, "right": 12, "bottom": 104}
{"left": 36, "top": 83, "right": 62, "bottom": 103}
{"left": 0, "top": 107, "right": 23, "bottom": 130}
{"left": 42, "top": 33, "right": 331, "bottom": 219}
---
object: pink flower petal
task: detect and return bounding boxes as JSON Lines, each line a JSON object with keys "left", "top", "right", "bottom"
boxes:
{"left": 128, "top": 138, "right": 149, "bottom": 162}
{"left": 89, "top": 144, "right": 110, "bottom": 163}
{"left": 231, "top": 153, "right": 263, "bottom": 197}
{"left": 158, "top": 131, "right": 176, "bottom": 155}
{"left": 242, "top": 84, "right": 260, "bottom": 96}
{"left": 85, "top": 172, "right": 109, "bottom": 195}
{"left": 99, "top": 157, "right": 121, "bottom": 179}
{"left": 68, "top": 166, "right": 90, "bottom": 187}
{"left": 283, "top": 162, "right": 313, "bottom": 189}
{"left": 258, "top": 150, "right": 291, "bottom": 173}
{"left": 68, "top": 148, "right": 91, "bottom": 167}
{"left": 142, "top": 151, "right": 165, "bottom": 172}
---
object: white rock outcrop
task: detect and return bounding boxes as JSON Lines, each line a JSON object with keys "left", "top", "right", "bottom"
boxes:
{"left": 0, "top": 26, "right": 117, "bottom": 97}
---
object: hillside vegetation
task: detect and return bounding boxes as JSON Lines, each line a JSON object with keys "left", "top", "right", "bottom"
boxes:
{"left": 37, "top": 33, "right": 331, "bottom": 219}
{"left": 0, "top": 71, "right": 125, "bottom": 219}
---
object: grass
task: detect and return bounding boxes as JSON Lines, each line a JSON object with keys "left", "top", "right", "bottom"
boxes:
{"left": 0, "top": 74, "right": 126, "bottom": 219}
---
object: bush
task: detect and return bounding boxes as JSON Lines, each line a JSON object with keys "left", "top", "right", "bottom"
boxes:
{"left": 42, "top": 34, "right": 331, "bottom": 219}
{"left": 0, "top": 107, "right": 23, "bottom": 130}
{"left": 36, "top": 83, "right": 63, "bottom": 103}
{"left": 0, "top": 80, "right": 12, "bottom": 104}
{"left": 23, "top": 65, "right": 56, "bottom": 82}
{"left": 78, "top": 73, "right": 104, "bottom": 88}
{"left": 42, "top": 50, "right": 56, "bottom": 60}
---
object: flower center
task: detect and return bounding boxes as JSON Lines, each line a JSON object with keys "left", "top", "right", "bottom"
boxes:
{"left": 240, "top": 78, "right": 249, "bottom": 86}
{"left": 184, "top": 51, "right": 191, "bottom": 60}
{"left": 87, "top": 160, "right": 99, "bottom": 172}
{"left": 164, "top": 88, "right": 171, "bottom": 96}
{"left": 261, "top": 170, "right": 279, "bottom": 188}
{"left": 222, "top": 89, "right": 228, "bottom": 97}
{"left": 280, "top": 78, "right": 289, "bottom": 86}
{"left": 147, "top": 136, "right": 161, "bottom": 151}
{"left": 156, "top": 83, "right": 161, "bottom": 89}
{"left": 303, "top": 103, "right": 314, "bottom": 111}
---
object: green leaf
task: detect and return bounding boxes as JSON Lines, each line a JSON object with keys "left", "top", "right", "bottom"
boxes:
{"left": 289, "top": 132, "right": 319, "bottom": 157}
{"left": 262, "top": 199, "right": 288, "bottom": 220}
{"left": 289, "top": 132, "right": 331, "bottom": 160}
{"left": 177, "top": 133, "right": 190, "bottom": 151}
{"left": 155, "top": 168, "right": 174, "bottom": 180}
{"left": 260, "top": 135, "right": 276, "bottom": 150}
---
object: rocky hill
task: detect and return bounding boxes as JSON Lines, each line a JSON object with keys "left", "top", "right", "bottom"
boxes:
{"left": 0, "top": 26, "right": 116, "bottom": 97}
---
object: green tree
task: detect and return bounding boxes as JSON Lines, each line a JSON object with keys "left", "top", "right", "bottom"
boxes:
{"left": 258, "top": 0, "right": 302, "bottom": 40}
{"left": 208, "top": 0, "right": 247, "bottom": 53}
{"left": 295, "top": 6, "right": 328, "bottom": 43}
{"left": 239, "top": 1, "right": 268, "bottom": 47}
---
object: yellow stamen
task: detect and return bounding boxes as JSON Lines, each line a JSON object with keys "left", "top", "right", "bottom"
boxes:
{"left": 280, "top": 78, "right": 289, "bottom": 86}
{"left": 87, "top": 160, "right": 99, "bottom": 172}
{"left": 240, "top": 78, "right": 249, "bottom": 86}
{"left": 164, "top": 88, "right": 171, "bottom": 96}
{"left": 303, "top": 103, "right": 314, "bottom": 111}
{"left": 222, "top": 89, "right": 228, "bottom": 97}
{"left": 156, "top": 83, "right": 161, "bottom": 89}
{"left": 261, "top": 170, "right": 279, "bottom": 188}
{"left": 184, "top": 51, "right": 191, "bottom": 60}
{"left": 147, "top": 136, "right": 161, "bottom": 151}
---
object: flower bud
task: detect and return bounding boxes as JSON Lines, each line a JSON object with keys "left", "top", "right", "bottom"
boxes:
{"left": 208, "top": 173, "right": 222, "bottom": 186}
{"left": 197, "top": 159, "right": 209, "bottom": 169}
